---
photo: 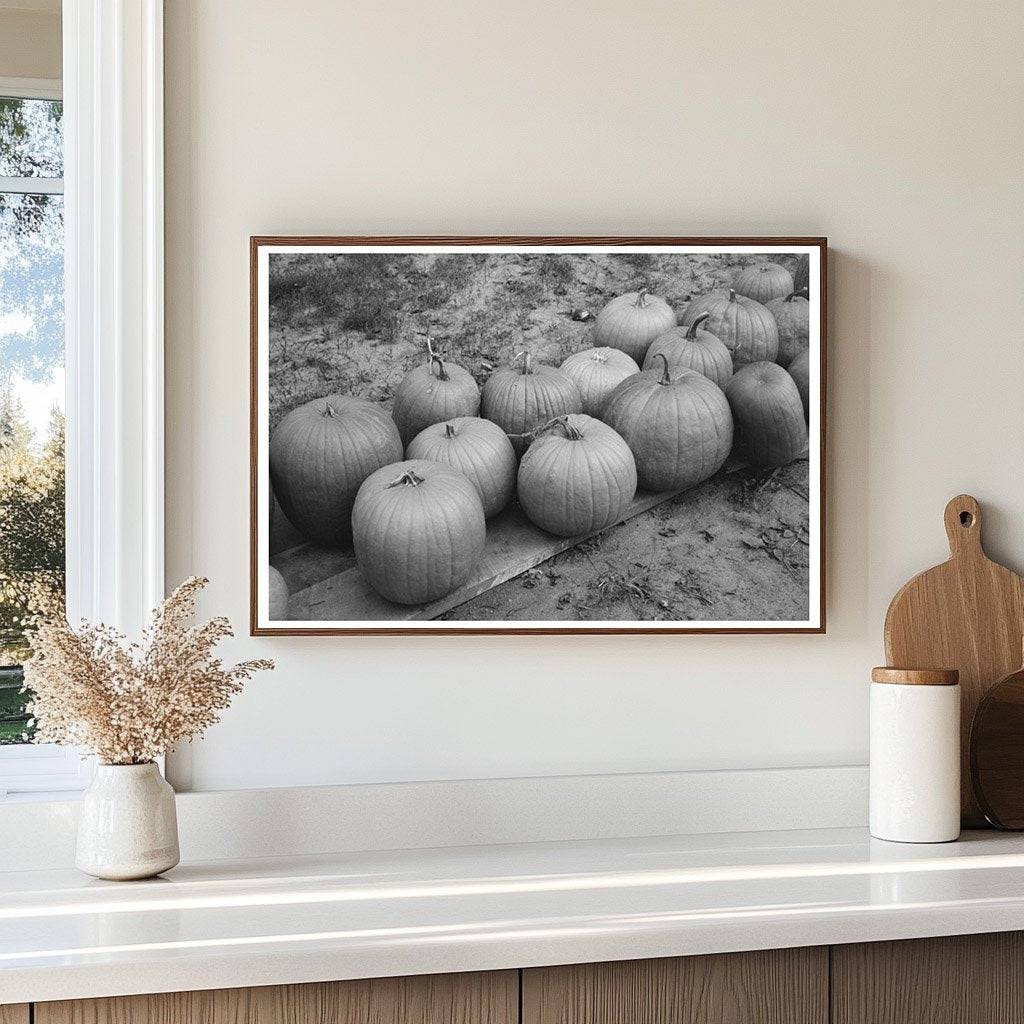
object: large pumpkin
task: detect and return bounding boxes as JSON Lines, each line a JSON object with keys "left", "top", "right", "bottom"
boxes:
{"left": 268, "top": 565, "right": 289, "bottom": 620}
{"left": 643, "top": 312, "right": 733, "bottom": 390}
{"left": 352, "top": 459, "right": 486, "bottom": 605}
{"left": 726, "top": 361, "right": 808, "bottom": 467}
{"left": 517, "top": 414, "right": 637, "bottom": 537}
{"left": 269, "top": 394, "right": 403, "bottom": 547}
{"left": 405, "top": 416, "right": 516, "bottom": 518}
{"left": 788, "top": 349, "right": 810, "bottom": 421}
{"left": 766, "top": 291, "right": 810, "bottom": 366}
{"left": 594, "top": 288, "right": 676, "bottom": 363}
{"left": 481, "top": 352, "right": 583, "bottom": 455}
{"left": 733, "top": 261, "right": 794, "bottom": 304}
{"left": 559, "top": 347, "right": 640, "bottom": 416}
{"left": 601, "top": 354, "right": 733, "bottom": 492}
{"left": 681, "top": 289, "right": 778, "bottom": 366}
{"left": 391, "top": 341, "right": 480, "bottom": 445}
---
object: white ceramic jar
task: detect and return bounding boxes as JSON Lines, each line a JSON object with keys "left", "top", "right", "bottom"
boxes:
{"left": 869, "top": 667, "right": 960, "bottom": 843}
{"left": 76, "top": 762, "right": 180, "bottom": 880}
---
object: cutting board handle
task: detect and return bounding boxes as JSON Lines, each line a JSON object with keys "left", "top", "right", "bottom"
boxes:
{"left": 944, "top": 494, "right": 983, "bottom": 558}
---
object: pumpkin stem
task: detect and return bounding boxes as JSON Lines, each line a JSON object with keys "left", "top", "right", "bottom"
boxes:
{"left": 653, "top": 351, "right": 672, "bottom": 385}
{"left": 512, "top": 350, "right": 533, "bottom": 375}
{"left": 322, "top": 402, "right": 336, "bottom": 418}
{"left": 444, "top": 422, "right": 457, "bottom": 438}
{"left": 429, "top": 353, "right": 451, "bottom": 381}
{"left": 686, "top": 312, "right": 711, "bottom": 339}
{"left": 386, "top": 469, "right": 425, "bottom": 489}
{"left": 635, "top": 288, "right": 649, "bottom": 308}
{"left": 728, "top": 289, "right": 738, "bottom": 303}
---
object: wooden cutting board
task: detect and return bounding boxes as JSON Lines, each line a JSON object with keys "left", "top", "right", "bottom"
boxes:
{"left": 884, "top": 494, "right": 1024, "bottom": 826}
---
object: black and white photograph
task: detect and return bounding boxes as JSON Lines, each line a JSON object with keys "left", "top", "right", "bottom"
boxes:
{"left": 251, "top": 238, "right": 825, "bottom": 634}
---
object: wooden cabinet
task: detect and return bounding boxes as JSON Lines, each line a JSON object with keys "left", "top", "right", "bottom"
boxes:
{"left": 522, "top": 948, "right": 828, "bottom": 1024}
{"left": 34, "top": 971, "right": 517, "bottom": 1024}
{"left": 832, "top": 932, "right": 1024, "bottom": 1024}
{"left": 22, "top": 932, "right": 1024, "bottom": 1024}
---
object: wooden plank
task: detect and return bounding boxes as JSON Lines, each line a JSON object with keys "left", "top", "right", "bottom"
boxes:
{"left": 36, "top": 970, "right": 517, "bottom": 1024}
{"left": 288, "top": 487, "right": 683, "bottom": 621}
{"left": 832, "top": 933, "right": 1024, "bottom": 1024}
{"left": 522, "top": 949, "right": 828, "bottom": 1024}
{"left": 0, "top": 1006, "right": 29, "bottom": 1024}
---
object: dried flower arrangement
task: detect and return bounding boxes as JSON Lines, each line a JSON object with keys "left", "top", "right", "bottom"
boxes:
{"left": 22, "top": 576, "right": 273, "bottom": 765}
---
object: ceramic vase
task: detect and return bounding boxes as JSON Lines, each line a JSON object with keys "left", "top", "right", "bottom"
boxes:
{"left": 76, "top": 762, "right": 180, "bottom": 880}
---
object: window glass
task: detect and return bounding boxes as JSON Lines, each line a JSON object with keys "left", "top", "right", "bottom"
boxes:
{"left": 0, "top": 97, "right": 64, "bottom": 745}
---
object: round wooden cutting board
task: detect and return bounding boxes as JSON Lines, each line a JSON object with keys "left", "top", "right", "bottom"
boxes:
{"left": 884, "top": 494, "right": 1024, "bottom": 827}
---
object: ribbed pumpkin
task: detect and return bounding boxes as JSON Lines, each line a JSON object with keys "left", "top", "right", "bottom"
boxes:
{"left": 517, "top": 414, "right": 637, "bottom": 537}
{"left": 559, "top": 347, "right": 640, "bottom": 416}
{"left": 643, "top": 312, "right": 733, "bottom": 390}
{"left": 681, "top": 289, "right": 779, "bottom": 366}
{"left": 352, "top": 459, "right": 486, "bottom": 605}
{"left": 766, "top": 290, "right": 810, "bottom": 366}
{"left": 788, "top": 349, "right": 811, "bottom": 421}
{"left": 268, "top": 565, "right": 289, "bottom": 620}
{"left": 391, "top": 340, "right": 480, "bottom": 445}
{"left": 733, "top": 261, "right": 794, "bottom": 304}
{"left": 726, "top": 361, "right": 808, "bottom": 467}
{"left": 594, "top": 288, "right": 677, "bottom": 363}
{"left": 269, "top": 394, "right": 403, "bottom": 547}
{"left": 481, "top": 352, "right": 583, "bottom": 456}
{"left": 601, "top": 354, "right": 733, "bottom": 492}
{"left": 406, "top": 416, "right": 516, "bottom": 518}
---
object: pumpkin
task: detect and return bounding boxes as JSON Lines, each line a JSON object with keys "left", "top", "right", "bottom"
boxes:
{"left": 268, "top": 565, "right": 289, "bottom": 620}
{"left": 517, "top": 414, "right": 637, "bottom": 537}
{"left": 269, "top": 394, "right": 403, "bottom": 547}
{"left": 594, "top": 288, "right": 677, "bottom": 363}
{"left": 788, "top": 349, "right": 810, "bottom": 421}
{"left": 601, "top": 354, "right": 733, "bottom": 492}
{"left": 481, "top": 352, "right": 583, "bottom": 455}
{"left": 681, "top": 289, "right": 778, "bottom": 366}
{"left": 792, "top": 255, "right": 810, "bottom": 295}
{"left": 726, "top": 361, "right": 808, "bottom": 467}
{"left": 352, "top": 459, "right": 486, "bottom": 605}
{"left": 559, "top": 347, "right": 640, "bottom": 416}
{"left": 391, "top": 340, "right": 480, "bottom": 445}
{"left": 732, "top": 261, "right": 794, "bottom": 304}
{"left": 766, "top": 291, "right": 810, "bottom": 366}
{"left": 406, "top": 416, "right": 516, "bottom": 518}
{"left": 643, "top": 312, "right": 733, "bottom": 390}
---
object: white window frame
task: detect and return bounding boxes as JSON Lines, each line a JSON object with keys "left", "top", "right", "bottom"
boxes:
{"left": 0, "top": 0, "right": 165, "bottom": 798}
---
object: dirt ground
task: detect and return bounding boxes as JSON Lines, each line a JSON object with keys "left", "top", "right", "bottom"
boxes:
{"left": 268, "top": 250, "right": 811, "bottom": 622}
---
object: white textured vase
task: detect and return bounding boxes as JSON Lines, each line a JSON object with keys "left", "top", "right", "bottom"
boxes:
{"left": 76, "top": 762, "right": 180, "bottom": 880}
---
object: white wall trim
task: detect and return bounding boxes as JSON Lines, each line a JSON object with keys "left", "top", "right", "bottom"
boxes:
{"left": 0, "top": 76, "right": 62, "bottom": 100}
{"left": 63, "top": 0, "right": 164, "bottom": 636}
{"left": 0, "top": 765, "right": 869, "bottom": 870}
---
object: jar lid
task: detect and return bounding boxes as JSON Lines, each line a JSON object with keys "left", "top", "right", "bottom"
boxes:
{"left": 871, "top": 666, "right": 959, "bottom": 686}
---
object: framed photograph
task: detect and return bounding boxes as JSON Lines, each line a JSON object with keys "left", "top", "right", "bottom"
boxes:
{"left": 251, "top": 236, "right": 826, "bottom": 635}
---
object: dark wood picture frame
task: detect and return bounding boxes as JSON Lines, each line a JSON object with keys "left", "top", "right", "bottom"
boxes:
{"left": 250, "top": 236, "right": 827, "bottom": 636}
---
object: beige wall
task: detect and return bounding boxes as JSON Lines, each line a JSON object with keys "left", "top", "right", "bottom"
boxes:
{"left": 0, "top": 7, "right": 60, "bottom": 81}
{"left": 164, "top": 0, "right": 1024, "bottom": 791}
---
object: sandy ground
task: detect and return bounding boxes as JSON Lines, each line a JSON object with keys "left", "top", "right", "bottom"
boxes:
{"left": 268, "top": 250, "right": 811, "bottom": 622}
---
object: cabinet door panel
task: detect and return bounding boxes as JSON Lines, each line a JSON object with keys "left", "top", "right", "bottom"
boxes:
{"left": 523, "top": 948, "right": 828, "bottom": 1024}
{"left": 0, "top": 1006, "right": 29, "bottom": 1024}
{"left": 832, "top": 932, "right": 1024, "bottom": 1024}
{"left": 36, "top": 970, "right": 517, "bottom": 1024}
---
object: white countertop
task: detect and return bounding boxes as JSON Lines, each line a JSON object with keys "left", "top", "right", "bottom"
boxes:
{"left": 4, "top": 826, "right": 1024, "bottom": 1004}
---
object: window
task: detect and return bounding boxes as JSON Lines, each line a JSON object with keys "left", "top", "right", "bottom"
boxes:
{"left": 0, "top": 80, "right": 83, "bottom": 796}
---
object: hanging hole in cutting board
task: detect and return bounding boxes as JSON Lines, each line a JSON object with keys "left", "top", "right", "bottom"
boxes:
{"left": 960, "top": 511, "right": 974, "bottom": 527}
